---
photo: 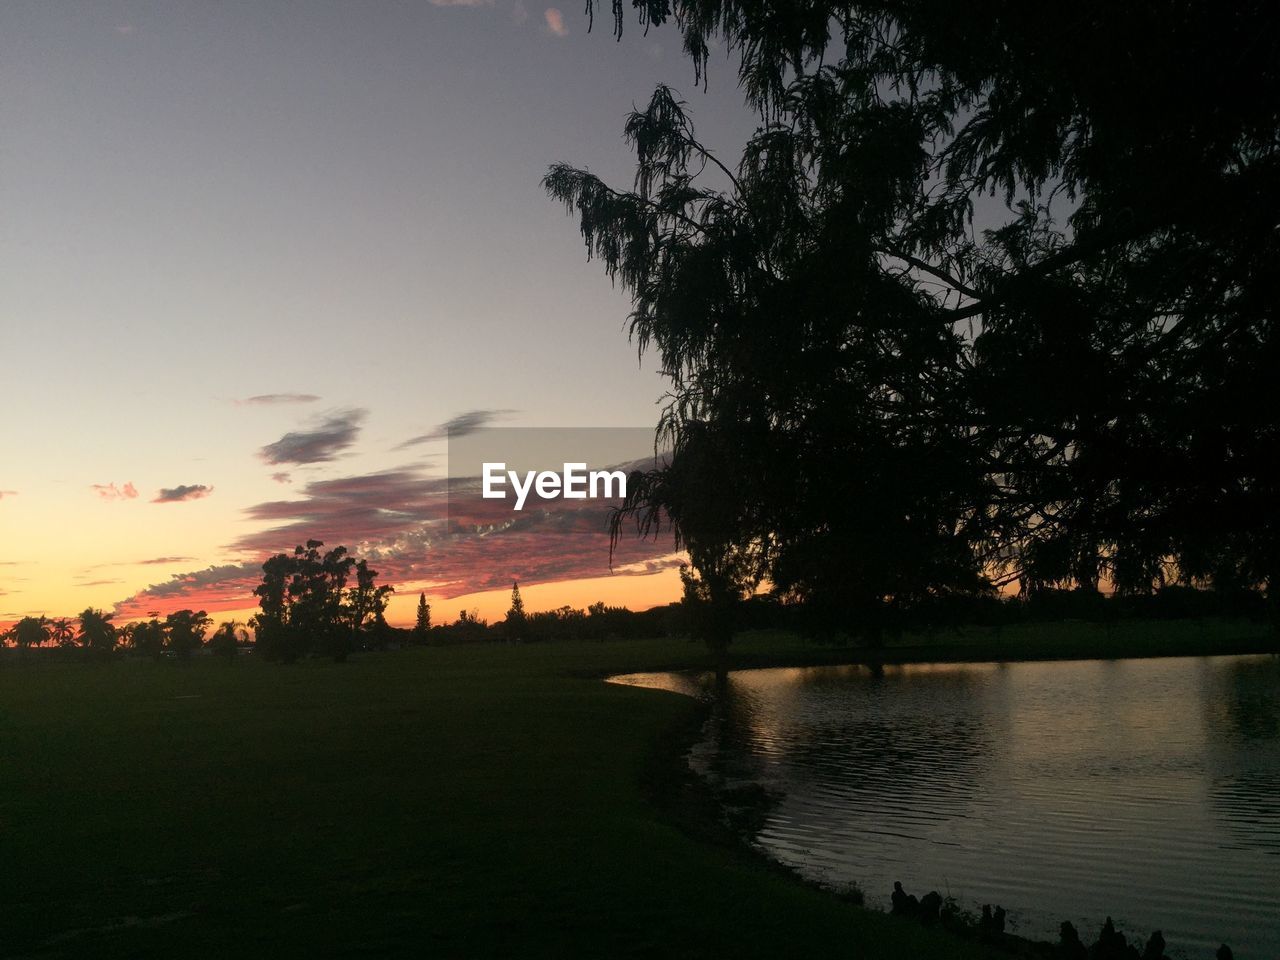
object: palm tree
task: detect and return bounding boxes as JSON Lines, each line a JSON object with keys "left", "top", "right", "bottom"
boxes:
{"left": 48, "top": 617, "right": 75, "bottom": 648}
{"left": 76, "top": 608, "right": 117, "bottom": 657}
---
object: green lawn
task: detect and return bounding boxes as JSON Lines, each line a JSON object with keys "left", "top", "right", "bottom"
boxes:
{"left": 0, "top": 623, "right": 1270, "bottom": 958}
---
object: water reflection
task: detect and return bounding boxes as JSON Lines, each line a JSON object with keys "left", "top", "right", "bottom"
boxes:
{"left": 611, "top": 655, "right": 1280, "bottom": 958}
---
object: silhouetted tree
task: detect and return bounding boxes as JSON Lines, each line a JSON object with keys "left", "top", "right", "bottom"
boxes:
{"left": 445, "top": 608, "right": 489, "bottom": 644}
{"left": 127, "top": 619, "right": 166, "bottom": 660}
{"left": 208, "top": 620, "right": 246, "bottom": 660}
{"left": 347, "top": 559, "right": 393, "bottom": 652}
{"left": 165, "top": 609, "right": 211, "bottom": 659}
{"left": 7, "top": 616, "right": 49, "bottom": 654}
{"left": 504, "top": 581, "right": 527, "bottom": 641}
{"left": 551, "top": 0, "right": 1280, "bottom": 639}
{"left": 76, "top": 608, "right": 117, "bottom": 657}
{"left": 47, "top": 617, "right": 75, "bottom": 648}
{"left": 413, "top": 593, "right": 431, "bottom": 643}
{"left": 252, "top": 541, "right": 389, "bottom": 663}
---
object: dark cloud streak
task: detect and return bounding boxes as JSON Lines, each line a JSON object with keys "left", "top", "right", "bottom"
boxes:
{"left": 260, "top": 409, "right": 366, "bottom": 465}
{"left": 153, "top": 484, "right": 213, "bottom": 503}
{"left": 396, "top": 409, "right": 513, "bottom": 449}
{"left": 240, "top": 393, "right": 321, "bottom": 405}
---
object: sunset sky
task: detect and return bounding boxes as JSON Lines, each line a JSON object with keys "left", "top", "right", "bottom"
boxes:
{"left": 0, "top": 1, "right": 757, "bottom": 626}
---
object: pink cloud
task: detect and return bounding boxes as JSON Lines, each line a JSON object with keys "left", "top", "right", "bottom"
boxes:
{"left": 92, "top": 482, "right": 138, "bottom": 501}
{"left": 544, "top": 7, "right": 567, "bottom": 36}
{"left": 111, "top": 461, "right": 682, "bottom": 622}
{"left": 397, "top": 408, "right": 514, "bottom": 450}
{"left": 114, "top": 562, "right": 264, "bottom": 620}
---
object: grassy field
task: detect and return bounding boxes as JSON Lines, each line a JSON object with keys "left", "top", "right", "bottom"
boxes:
{"left": 0, "top": 622, "right": 1271, "bottom": 958}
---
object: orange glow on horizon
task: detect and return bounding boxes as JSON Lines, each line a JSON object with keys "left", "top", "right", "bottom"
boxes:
{"left": 0, "top": 566, "right": 685, "bottom": 635}
{"left": 386, "top": 565, "right": 685, "bottom": 625}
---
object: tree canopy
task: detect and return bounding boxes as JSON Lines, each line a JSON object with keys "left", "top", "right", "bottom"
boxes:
{"left": 548, "top": 0, "right": 1280, "bottom": 641}
{"left": 252, "top": 541, "right": 393, "bottom": 662}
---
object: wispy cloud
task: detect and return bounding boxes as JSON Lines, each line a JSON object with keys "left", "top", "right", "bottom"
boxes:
{"left": 84, "top": 556, "right": 195, "bottom": 571}
{"left": 114, "top": 562, "right": 265, "bottom": 619}
{"left": 397, "top": 408, "right": 513, "bottom": 449}
{"left": 512, "top": 0, "right": 529, "bottom": 23}
{"left": 271, "top": 472, "right": 292, "bottom": 484}
{"left": 544, "top": 7, "right": 568, "bottom": 36}
{"left": 239, "top": 393, "right": 321, "bottom": 406}
{"left": 0, "top": 490, "right": 16, "bottom": 499}
{"left": 232, "top": 470, "right": 449, "bottom": 556}
{"left": 112, "top": 450, "right": 681, "bottom": 621}
{"left": 131, "top": 563, "right": 262, "bottom": 600}
{"left": 137, "top": 467, "right": 663, "bottom": 609}
{"left": 260, "top": 408, "right": 366, "bottom": 465}
{"left": 153, "top": 484, "right": 213, "bottom": 504}
{"left": 92, "top": 482, "right": 138, "bottom": 501}
{"left": 78, "top": 578, "right": 123, "bottom": 587}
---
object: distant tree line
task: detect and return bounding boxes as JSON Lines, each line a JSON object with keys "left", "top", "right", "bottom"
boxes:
{"left": 5, "top": 551, "right": 1271, "bottom": 661}
{"left": 0, "top": 607, "right": 249, "bottom": 660}
{"left": 413, "top": 581, "right": 678, "bottom": 645}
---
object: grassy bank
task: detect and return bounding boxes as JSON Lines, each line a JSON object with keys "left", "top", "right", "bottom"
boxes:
{"left": 0, "top": 621, "right": 1270, "bottom": 958}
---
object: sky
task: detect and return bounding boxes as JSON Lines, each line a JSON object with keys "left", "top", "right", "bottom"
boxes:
{"left": 0, "top": 1, "right": 759, "bottom": 626}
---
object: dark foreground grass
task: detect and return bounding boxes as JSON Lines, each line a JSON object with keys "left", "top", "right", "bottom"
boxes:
{"left": 0, "top": 622, "right": 1269, "bottom": 958}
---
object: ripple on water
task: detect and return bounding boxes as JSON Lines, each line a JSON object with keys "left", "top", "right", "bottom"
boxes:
{"left": 616, "top": 655, "right": 1280, "bottom": 958}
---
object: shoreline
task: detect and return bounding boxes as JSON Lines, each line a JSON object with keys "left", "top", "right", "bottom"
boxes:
{"left": 615, "top": 630, "right": 1276, "bottom": 959}
{"left": 588, "top": 620, "right": 1277, "bottom": 680}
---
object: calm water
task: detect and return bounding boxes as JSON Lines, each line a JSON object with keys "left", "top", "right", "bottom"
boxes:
{"left": 613, "top": 656, "right": 1280, "bottom": 958}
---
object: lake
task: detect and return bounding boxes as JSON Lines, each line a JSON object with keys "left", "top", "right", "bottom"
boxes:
{"left": 613, "top": 655, "right": 1280, "bottom": 958}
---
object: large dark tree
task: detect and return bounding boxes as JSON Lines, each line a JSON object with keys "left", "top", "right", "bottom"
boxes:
{"left": 549, "top": 0, "right": 1280, "bottom": 641}
{"left": 126, "top": 618, "right": 166, "bottom": 660}
{"left": 6, "top": 616, "right": 49, "bottom": 654}
{"left": 347, "top": 559, "right": 394, "bottom": 651}
{"left": 166, "top": 609, "right": 212, "bottom": 660}
{"left": 252, "top": 541, "right": 389, "bottom": 663}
